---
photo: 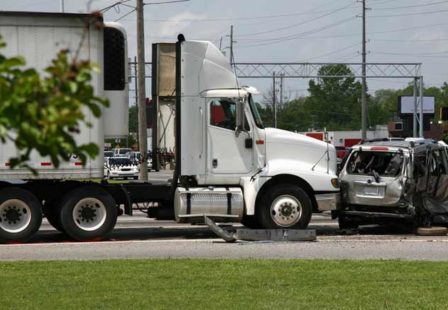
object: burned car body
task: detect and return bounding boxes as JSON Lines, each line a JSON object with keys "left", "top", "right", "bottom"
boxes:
{"left": 336, "top": 139, "right": 448, "bottom": 229}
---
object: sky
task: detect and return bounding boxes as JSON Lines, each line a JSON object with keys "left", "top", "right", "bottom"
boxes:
{"left": 1, "top": 0, "right": 448, "bottom": 104}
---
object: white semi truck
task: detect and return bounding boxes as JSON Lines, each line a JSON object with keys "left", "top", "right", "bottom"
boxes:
{"left": 0, "top": 12, "right": 339, "bottom": 242}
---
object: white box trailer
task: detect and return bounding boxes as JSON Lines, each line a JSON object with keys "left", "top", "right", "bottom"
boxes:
{"left": 0, "top": 12, "right": 128, "bottom": 179}
{"left": 0, "top": 12, "right": 340, "bottom": 243}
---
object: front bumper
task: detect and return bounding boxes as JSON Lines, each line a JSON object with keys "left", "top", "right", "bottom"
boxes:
{"left": 110, "top": 171, "right": 139, "bottom": 178}
{"left": 315, "top": 192, "right": 340, "bottom": 211}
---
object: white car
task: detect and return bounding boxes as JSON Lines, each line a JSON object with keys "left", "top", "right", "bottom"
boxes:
{"left": 104, "top": 157, "right": 139, "bottom": 180}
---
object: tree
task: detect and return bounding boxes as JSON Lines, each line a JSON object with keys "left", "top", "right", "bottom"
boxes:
{"left": 306, "top": 64, "right": 362, "bottom": 131}
{"left": 277, "top": 97, "right": 310, "bottom": 132}
{"left": 129, "top": 105, "right": 138, "bottom": 134}
{"left": 0, "top": 19, "right": 107, "bottom": 172}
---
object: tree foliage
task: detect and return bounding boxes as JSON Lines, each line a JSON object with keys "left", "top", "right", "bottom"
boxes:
{"left": 0, "top": 36, "right": 108, "bottom": 171}
{"left": 305, "top": 64, "right": 362, "bottom": 130}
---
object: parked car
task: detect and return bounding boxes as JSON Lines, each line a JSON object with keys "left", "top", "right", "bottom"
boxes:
{"left": 129, "top": 151, "right": 153, "bottom": 171}
{"left": 104, "top": 151, "right": 114, "bottom": 161}
{"left": 129, "top": 151, "right": 141, "bottom": 164}
{"left": 336, "top": 139, "right": 448, "bottom": 229}
{"left": 113, "top": 148, "right": 133, "bottom": 157}
{"left": 104, "top": 157, "right": 139, "bottom": 180}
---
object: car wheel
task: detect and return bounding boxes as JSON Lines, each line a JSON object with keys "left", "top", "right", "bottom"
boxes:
{"left": 257, "top": 185, "right": 312, "bottom": 229}
{"left": 0, "top": 187, "right": 42, "bottom": 242}
{"left": 59, "top": 186, "right": 118, "bottom": 241}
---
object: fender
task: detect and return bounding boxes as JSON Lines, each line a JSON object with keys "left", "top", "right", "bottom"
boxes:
{"left": 240, "top": 161, "right": 339, "bottom": 215}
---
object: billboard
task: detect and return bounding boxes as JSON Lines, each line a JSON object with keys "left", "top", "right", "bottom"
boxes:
{"left": 399, "top": 96, "right": 435, "bottom": 114}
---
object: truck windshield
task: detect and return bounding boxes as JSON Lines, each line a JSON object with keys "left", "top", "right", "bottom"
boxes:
{"left": 248, "top": 94, "right": 264, "bottom": 129}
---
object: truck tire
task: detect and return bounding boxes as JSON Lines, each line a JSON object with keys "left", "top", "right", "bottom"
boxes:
{"left": 43, "top": 203, "right": 65, "bottom": 233}
{"left": 257, "top": 185, "right": 312, "bottom": 229}
{"left": 0, "top": 187, "right": 42, "bottom": 243}
{"left": 58, "top": 186, "right": 118, "bottom": 241}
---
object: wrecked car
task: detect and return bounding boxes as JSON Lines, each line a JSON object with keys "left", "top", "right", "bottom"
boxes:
{"left": 335, "top": 139, "right": 448, "bottom": 229}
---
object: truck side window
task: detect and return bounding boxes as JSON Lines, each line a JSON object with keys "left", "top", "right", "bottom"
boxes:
{"left": 210, "top": 99, "right": 236, "bottom": 130}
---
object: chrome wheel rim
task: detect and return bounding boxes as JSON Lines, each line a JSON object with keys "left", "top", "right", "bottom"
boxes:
{"left": 0, "top": 199, "right": 32, "bottom": 233}
{"left": 270, "top": 195, "right": 302, "bottom": 227}
{"left": 72, "top": 198, "right": 107, "bottom": 231}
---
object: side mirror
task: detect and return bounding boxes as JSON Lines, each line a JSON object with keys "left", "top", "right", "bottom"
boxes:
{"left": 235, "top": 97, "right": 246, "bottom": 137}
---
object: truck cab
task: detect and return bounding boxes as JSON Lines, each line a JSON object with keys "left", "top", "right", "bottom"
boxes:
{"left": 154, "top": 39, "right": 340, "bottom": 229}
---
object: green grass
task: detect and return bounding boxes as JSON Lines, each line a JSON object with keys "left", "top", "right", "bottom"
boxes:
{"left": 1, "top": 259, "right": 447, "bottom": 309}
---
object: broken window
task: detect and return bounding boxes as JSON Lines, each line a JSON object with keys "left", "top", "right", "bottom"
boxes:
{"left": 346, "top": 151, "right": 404, "bottom": 177}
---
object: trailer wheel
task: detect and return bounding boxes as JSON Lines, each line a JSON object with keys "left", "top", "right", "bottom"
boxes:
{"left": 0, "top": 187, "right": 42, "bottom": 242}
{"left": 43, "top": 203, "right": 65, "bottom": 233}
{"left": 257, "top": 185, "right": 312, "bottom": 229}
{"left": 59, "top": 186, "right": 117, "bottom": 241}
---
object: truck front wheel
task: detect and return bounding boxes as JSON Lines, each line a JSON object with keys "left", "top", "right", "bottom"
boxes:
{"left": 59, "top": 186, "right": 118, "bottom": 241}
{"left": 257, "top": 185, "right": 312, "bottom": 229}
{"left": 0, "top": 187, "right": 42, "bottom": 242}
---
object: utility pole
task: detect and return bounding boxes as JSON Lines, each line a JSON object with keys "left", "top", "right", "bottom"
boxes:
{"left": 60, "top": 0, "right": 65, "bottom": 12}
{"left": 134, "top": 56, "right": 139, "bottom": 145}
{"left": 361, "top": 0, "right": 367, "bottom": 140}
{"left": 229, "top": 25, "right": 234, "bottom": 66}
{"left": 273, "top": 72, "right": 277, "bottom": 128}
{"left": 413, "top": 77, "right": 418, "bottom": 137}
{"left": 137, "top": 0, "right": 148, "bottom": 180}
{"left": 279, "top": 73, "right": 284, "bottom": 109}
{"left": 419, "top": 77, "right": 424, "bottom": 137}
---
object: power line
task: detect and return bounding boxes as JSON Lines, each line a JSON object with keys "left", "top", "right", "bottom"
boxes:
{"left": 236, "top": 3, "right": 354, "bottom": 37}
{"left": 374, "top": 51, "right": 448, "bottom": 58}
{"left": 372, "top": 0, "right": 448, "bottom": 10}
{"left": 114, "top": 8, "right": 136, "bottom": 21}
{"left": 100, "top": 0, "right": 131, "bottom": 12}
{"left": 373, "top": 38, "right": 448, "bottom": 42}
{"left": 237, "top": 17, "right": 357, "bottom": 48}
{"left": 331, "top": 52, "right": 360, "bottom": 62}
{"left": 301, "top": 42, "right": 361, "bottom": 62}
{"left": 368, "top": 22, "right": 448, "bottom": 35}
{"left": 140, "top": 0, "right": 356, "bottom": 23}
{"left": 370, "top": 8, "right": 448, "bottom": 17}
{"left": 144, "top": 0, "right": 190, "bottom": 5}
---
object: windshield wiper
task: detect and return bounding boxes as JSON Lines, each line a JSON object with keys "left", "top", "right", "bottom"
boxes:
{"left": 372, "top": 169, "right": 380, "bottom": 183}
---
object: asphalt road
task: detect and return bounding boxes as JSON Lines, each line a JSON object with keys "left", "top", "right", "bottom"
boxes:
{"left": 2, "top": 212, "right": 448, "bottom": 261}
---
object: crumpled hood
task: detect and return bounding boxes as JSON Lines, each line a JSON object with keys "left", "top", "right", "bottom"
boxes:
{"left": 264, "top": 128, "right": 337, "bottom": 174}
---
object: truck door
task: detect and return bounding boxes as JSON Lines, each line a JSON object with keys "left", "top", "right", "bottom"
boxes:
{"left": 208, "top": 98, "right": 253, "bottom": 175}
